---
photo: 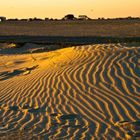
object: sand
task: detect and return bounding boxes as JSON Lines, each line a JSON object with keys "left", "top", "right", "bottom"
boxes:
{"left": 0, "top": 43, "right": 140, "bottom": 139}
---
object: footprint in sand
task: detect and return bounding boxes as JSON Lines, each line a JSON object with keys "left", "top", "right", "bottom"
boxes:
{"left": 48, "top": 113, "right": 87, "bottom": 139}
{"left": 0, "top": 104, "right": 41, "bottom": 115}
{"left": 59, "top": 114, "right": 79, "bottom": 120}
{"left": 50, "top": 113, "right": 83, "bottom": 128}
{"left": 0, "top": 70, "right": 24, "bottom": 81}
{"left": 28, "top": 107, "right": 40, "bottom": 113}
{"left": 0, "top": 65, "right": 38, "bottom": 81}
{"left": 22, "top": 104, "right": 41, "bottom": 114}
{"left": 0, "top": 105, "right": 20, "bottom": 111}
{"left": 115, "top": 120, "right": 140, "bottom": 139}
{"left": 8, "top": 105, "right": 19, "bottom": 111}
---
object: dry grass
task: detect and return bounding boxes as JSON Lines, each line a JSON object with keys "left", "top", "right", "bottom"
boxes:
{"left": 0, "top": 20, "right": 140, "bottom": 37}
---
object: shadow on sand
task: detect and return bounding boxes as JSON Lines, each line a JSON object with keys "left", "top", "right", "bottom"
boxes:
{"left": 0, "top": 65, "right": 38, "bottom": 81}
{"left": 0, "top": 36, "right": 140, "bottom": 55}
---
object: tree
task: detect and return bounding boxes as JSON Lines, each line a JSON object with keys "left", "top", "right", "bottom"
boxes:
{"left": 62, "top": 14, "right": 76, "bottom": 20}
{"left": 0, "top": 17, "right": 6, "bottom": 22}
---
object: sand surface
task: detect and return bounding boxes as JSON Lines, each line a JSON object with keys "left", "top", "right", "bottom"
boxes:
{"left": 0, "top": 43, "right": 140, "bottom": 139}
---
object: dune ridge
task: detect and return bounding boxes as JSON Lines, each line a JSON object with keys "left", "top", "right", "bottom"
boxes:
{"left": 0, "top": 43, "right": 140, "bottom": 139}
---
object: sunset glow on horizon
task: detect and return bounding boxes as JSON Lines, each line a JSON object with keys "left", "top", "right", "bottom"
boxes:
{"left": 0, "top": 0, "right": 140, "bottom": 19}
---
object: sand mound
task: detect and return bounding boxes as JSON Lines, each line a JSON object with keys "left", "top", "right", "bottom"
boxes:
{"left": 0, "top": 44, "right": 140, "bottom": 139}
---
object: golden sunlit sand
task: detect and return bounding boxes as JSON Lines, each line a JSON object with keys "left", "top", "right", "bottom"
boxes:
{"left": 0, "top": 43, "right": 140, "bottom": 139}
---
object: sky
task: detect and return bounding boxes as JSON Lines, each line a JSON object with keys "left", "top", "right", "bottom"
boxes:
{"left": 0, "top": 0, "right": 140, "bottom": 19}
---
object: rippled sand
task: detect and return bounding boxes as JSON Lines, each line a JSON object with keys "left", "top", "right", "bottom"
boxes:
{"left": 0, "top": 43, "right": 140, "bottom": 139}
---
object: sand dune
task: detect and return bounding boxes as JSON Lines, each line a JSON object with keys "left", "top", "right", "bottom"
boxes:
{"left": 0, "top": 43, "right": 140, "bottom": 139}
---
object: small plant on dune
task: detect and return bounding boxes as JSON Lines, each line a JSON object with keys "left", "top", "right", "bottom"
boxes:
{"left": 8, "top": 43, "right": 17, "bottom": 48}
{"left": 30, "top": 50, "right": 37, "bottom": 61}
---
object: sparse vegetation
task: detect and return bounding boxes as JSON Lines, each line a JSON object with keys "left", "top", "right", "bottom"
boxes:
{"left": 30, "top": 50, "right": 37, "bottom": 61}
{"left": 0, "top": 19, "right": 140, "bottom": 38}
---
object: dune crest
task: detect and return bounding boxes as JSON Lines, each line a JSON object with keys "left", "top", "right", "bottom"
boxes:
{"left": 0, "top": 44, "right": 140, "bottom": 139}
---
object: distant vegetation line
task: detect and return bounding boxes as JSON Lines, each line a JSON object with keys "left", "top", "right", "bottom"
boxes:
{"left": 0, "top": 14, "right": 140, "bottom": 22}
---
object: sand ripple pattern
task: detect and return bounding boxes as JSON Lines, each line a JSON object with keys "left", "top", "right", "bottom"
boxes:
{"left": 0, "top": 44, "right": 140, "bottom": 139}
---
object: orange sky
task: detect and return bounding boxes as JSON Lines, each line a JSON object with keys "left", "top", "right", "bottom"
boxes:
{"left": 0, "top": 0, "right": 140, "bottom": 19}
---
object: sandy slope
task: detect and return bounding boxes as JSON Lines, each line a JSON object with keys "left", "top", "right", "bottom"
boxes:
{"left": 0, "top": 43, "right": 140, "bottom": 139}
